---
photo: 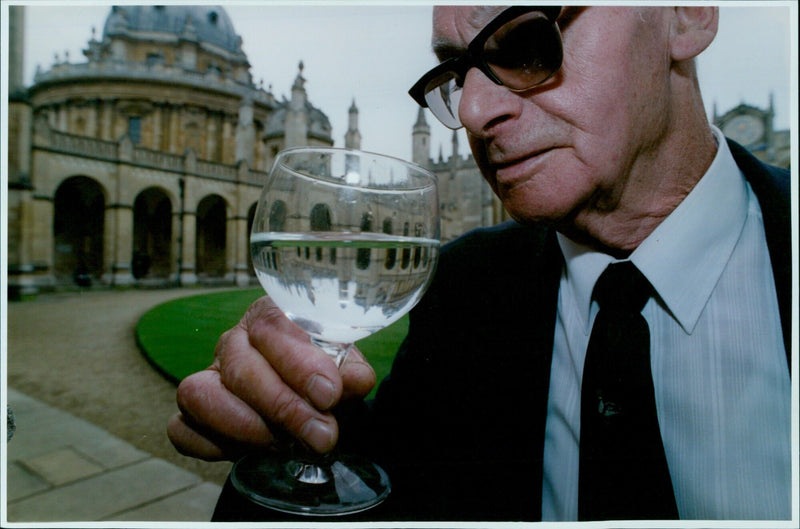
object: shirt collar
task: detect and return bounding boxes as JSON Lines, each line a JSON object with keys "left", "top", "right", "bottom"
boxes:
{"left": 558, "top": 126, "right": 748, "bottom": 334}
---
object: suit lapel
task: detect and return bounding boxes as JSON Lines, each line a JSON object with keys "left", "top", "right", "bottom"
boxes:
{"left": 728, "top": 139, "right": 791, "bottom": 369}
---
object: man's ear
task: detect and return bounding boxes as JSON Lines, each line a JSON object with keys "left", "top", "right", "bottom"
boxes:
{"left": 669, "top": 7, "right": 719, "bottom": 62}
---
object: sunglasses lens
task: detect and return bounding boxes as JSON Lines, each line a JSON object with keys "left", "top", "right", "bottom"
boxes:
{"left": 483, "top": 11, "right": 563, "bottom": 90}
{"left": 424, "top": 72, "right": 464, "bottom": 129}
{"left": 409, "top": 8, "right": 563, "bottom": 129}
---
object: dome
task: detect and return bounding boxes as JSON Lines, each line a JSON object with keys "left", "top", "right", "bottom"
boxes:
{"left": 103, "top": 5, "right": 243, "bottom": 55}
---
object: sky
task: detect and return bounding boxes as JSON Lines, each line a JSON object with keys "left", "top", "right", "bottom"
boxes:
{"left": 11, "top": 1, "right": 798, "bottom": 163}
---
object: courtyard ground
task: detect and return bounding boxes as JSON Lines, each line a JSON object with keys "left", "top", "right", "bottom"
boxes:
{"left": 6, "top": 287, "right": 238, "bottom": 487}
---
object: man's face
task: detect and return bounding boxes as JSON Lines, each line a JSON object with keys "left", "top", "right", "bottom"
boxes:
{"left": 432, "top": 6, "right": 675, "bottom": 235}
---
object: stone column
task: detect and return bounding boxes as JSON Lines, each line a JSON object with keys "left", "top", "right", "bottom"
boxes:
{"left": 180, "top": 210, "right": 197, "bottom": 285}
{"left": 104, "top": 137, "right": 135, "bottom": 285}
{"left": 100, "top": 100, "right": 113, "bottom": 141}
{"left": 87, "top": 100, "right": 98, "bottom": 138}
{"left": 169, "top": 104, "right": 181, "bottom": 154}
{"left": 179, "top": 174, "right": 197, "bottom": 285}
{"left": 152, "top": 105, "right": 162, "bottom": 152}
{"left": 104, "top": 203, "right": 134, "bottom": 285}
{"left": 231, "top": 213, "right": 250, "bottom": 286}
{"left": 171, "top": 178, "right": 183, "bottom": 285}
{"left": 233, "top": 161, "right": 252, "bottom": 286}
{"left": 10, "top": 192, "right": 56, "bottom": 297}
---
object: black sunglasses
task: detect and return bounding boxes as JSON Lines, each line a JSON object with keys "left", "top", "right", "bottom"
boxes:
{"left": 408, "top": 6, "right": 563, "bottom": 129}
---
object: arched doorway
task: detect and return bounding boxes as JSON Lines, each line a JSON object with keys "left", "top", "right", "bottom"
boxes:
{"left": 132, "top": 187, "right": 173, "bottom": 279}
{"left": 52, "top": 176, "right": 106, "bottom": 285}
{"left": 196, "top": 194, "right": 227, "bottom": 278}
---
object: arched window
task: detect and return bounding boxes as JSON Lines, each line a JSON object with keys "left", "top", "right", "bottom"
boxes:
{"left": 128, "top": 117, "right": 142, "bottom": 144}
{"left": 310, "top": 203, "right": 334, "bottom": 263}
{"left": 269, "top": 200, "right": 287, "bottom": 231}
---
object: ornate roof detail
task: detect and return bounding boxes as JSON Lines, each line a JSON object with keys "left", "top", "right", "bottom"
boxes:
{"left": 103, "top": 5, "right": 244, "bottom": 57}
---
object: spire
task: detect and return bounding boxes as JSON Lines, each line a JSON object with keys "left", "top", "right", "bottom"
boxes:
{"left": 414, "top": 107, "right": 429, "bottom": 129}
{"left": 286, "top": 61, "right": 308, "bottom": 147}
{"left": 412, "top": 108, "right": 431, "bottom": 166}
{"left": 346, "top": 97, "right": 361, "bottom": 149}
{"left": 347, "top": 98, "right": 359, "bottom": 131}
{"left": 451, "top": 130, "right": 460, "bottom": 169}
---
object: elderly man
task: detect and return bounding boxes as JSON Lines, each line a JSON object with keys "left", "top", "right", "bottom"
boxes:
{"left": 168, "top": 6, "right": 791, "bottom": 521}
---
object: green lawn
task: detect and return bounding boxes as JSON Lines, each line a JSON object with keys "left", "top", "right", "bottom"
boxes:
{"left": 137, "top": 288, "right": 405, "bottom": 397}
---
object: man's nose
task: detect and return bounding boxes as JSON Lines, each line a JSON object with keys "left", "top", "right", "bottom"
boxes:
{"left": 458, "top": 67, "right": 521, "bottom": 135}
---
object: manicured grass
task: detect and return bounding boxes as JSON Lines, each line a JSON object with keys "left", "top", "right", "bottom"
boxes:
{"left": 137, "top": 288, "right": 406, "bottom": 396}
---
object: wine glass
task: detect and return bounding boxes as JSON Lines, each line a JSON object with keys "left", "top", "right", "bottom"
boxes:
{"left": 231, "top": 146, "right": 440, "bottom": 516}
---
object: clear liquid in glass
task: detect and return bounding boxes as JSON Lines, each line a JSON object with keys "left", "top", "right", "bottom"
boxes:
{"left": 251, "top": 231, "right": 439, "bottom": 350}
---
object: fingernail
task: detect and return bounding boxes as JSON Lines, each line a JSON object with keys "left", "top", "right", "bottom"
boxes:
{"left": 306, "top": 374, "right": 337, "bottom": 410}
{"left": 301, "top": 418, "right": 336, "bottom": 453}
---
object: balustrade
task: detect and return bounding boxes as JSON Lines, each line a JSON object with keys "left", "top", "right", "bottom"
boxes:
{"left": 48, "top": 129, "right": 260, "bottom": 184}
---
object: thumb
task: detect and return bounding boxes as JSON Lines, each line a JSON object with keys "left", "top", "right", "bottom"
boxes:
{"left": 340, "top": 346, "right": 377, "bottom": 400}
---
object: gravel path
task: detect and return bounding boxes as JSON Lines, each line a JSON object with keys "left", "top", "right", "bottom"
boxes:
{"left": 6, "top": 288, "right": 242, "bottom": 486}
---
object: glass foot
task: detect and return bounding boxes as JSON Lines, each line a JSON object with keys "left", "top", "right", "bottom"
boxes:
{"left": 230, "top": 452, "right": 390, "bottom": 516}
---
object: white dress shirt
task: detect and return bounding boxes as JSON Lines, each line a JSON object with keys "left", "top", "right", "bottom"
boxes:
{"left": 541, "top": 126, "right": 791, "bottom": 520}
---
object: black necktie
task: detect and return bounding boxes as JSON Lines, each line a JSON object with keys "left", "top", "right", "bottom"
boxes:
{"left": 578, "top": 261, "right": 678, "bottom": 520}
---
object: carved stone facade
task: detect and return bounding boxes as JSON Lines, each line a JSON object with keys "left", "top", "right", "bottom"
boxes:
{"left": 7, "top": 5, "right": 349, "bottom": 298}
{"left": 416, "top": 93, "right": 792, "bottom": 244}
{"left": 412, "top": 108, "right": 510, "bottom": 243}
{"left": 713, "top": 96, "right": 791, "bottom": 169}
{"left": 7, "top": 6, "right": 789, "bottom": 298}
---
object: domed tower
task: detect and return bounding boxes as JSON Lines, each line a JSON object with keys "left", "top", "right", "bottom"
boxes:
{"left": 8, "top": 5, "right": 336, "bottom": 295}
{"left": 263, "top": 61, "right": 333, "bottom": 155}
{"left": 98, "top": 5, "right": 251, "bottom": 84}
{"left": 31, "top": 5, "right": 279, "bottom": 166}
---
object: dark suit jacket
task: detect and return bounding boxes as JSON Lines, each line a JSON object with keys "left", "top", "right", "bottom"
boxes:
{"left": 212, "top": 140, "right": 791, "bottom": 522}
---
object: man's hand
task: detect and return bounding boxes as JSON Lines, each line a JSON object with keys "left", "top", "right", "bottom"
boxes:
{"left": 167, "top": 296, "right": 377, "bottom": 461}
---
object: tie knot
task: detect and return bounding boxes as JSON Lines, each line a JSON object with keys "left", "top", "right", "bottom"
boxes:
{"left": 593, "top": 261, "right": 652, "bottom": 313}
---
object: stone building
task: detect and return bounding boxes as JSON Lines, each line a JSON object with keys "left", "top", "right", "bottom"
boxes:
{"left": 412, "top": 108, "right": 509, "bottom": 243}
{"left": 414, "top": 94, "right": 792, "bottom": 244}
{"left": 713, "top": 96, "right": 791, "bottom": 169}
{"left": 7, "top": 5, "right": 790, "bottom": 298}
{"left": 6, "top": 5, "right": 355, "bottom": 298}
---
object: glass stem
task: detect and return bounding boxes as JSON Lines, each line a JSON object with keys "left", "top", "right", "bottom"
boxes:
{"left": 310, "top": 338, "right": 352, "bottom": 368}
{"left": 286, "top": 448, "right": 335, "bottom": 485}
{"left": 286, "top": 338, "right": 351, "bottom": 486}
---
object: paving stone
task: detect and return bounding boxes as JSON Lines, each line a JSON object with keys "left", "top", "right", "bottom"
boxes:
{"left": 20, "top": 447, "right": 104, "bottom": 486}
{"left": 6, "top": 461, "right": 51, "bottom": 502}
{"left": 107, "top": 482, "right": 222, "bottom": 521}
{"left": 6, "top": 391, "right": 148, "bottom": 467}
{"left": 7, "top": 458, "right": 201, "bottom": 522}
{"left": 72, "top": 435, "right": 149, "bottom": 469}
